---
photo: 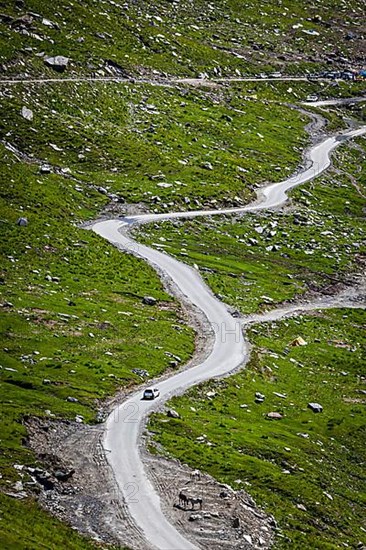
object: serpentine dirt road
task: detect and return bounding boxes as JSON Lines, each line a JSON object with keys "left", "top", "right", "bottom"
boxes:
{"left": 91, "top": 113, "right": 366, "bottom": 550}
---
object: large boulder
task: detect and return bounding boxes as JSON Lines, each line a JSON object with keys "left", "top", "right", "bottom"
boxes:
{"left": 44, "top": 56, "right": 69, "bottom": 72}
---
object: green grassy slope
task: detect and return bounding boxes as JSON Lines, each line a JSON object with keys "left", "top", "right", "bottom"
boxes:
{"left": 0, "top": 0, "right": 365, "bottom": 545}
{"left": 0, "top": 79, "right": 364, "bottom": 548}
{"left": 149, "top": 307, "right": 366, "bottom": 549}
{"left": 0, "top": 80, "right": 311, "bottom": 209}
{"left": 138, "top": 137, "right": 366, "bottom": 313}
{"left": 139, "top": 128, "right": 366, "bottom": 549}
{"left": 0, "top": 143, "right": 194, "bottom": 548}
{"left": 0, "top": 143, "right": 194, "bottom": 448}
{"left": 0, "top": 0, "right": 365, "bottom": 78}
{"left": 0, "top": 492, "right": 122, "bottom": 550}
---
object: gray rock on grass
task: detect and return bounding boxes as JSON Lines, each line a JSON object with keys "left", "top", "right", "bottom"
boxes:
{"left": 21, "top": 106, "right": 33, "bottom": 121}
{"left": 44, "top": 55, "right": 69, "bottom": 72}
{"left": 143, "top": 296, "right": 157, "bottom": 306}
{"left": 308, "top": 402, "right": 323, "bottom": 413}
{"left": 167, "top": 409, "right": 180, "bottom": 419}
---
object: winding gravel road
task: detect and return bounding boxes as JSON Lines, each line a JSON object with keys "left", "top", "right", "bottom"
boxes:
{"left": 92, "top": 116, "right": 366, "bottom": 550}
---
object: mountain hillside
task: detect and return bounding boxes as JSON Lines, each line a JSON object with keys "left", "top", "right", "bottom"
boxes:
{"left": 0, "top": 1, "right": 365, "bottom": 549}
{"left": 1, "top": 0, "right": 365, "bottom": 78}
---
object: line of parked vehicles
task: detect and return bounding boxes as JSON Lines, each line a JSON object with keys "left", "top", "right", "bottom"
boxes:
{"left": 255, "top": 70, "right": 366, "bottom": 81}
{"left": 308, "top": 69, "right": 366, "bottom": 81}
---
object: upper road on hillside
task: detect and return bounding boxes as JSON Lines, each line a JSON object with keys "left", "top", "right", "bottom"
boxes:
{"left": 0, "top": 75, "right": 361, "bottom": 86}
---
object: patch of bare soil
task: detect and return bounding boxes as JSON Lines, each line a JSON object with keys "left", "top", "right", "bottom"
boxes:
{"left": 25, "top": 415, "right": 274, "bottom": 550}
{"left": 143, "top": 450, "right": 274, "bottom": 549}
{"left": 25, "top": 416, "right": 149, "bottom": 549}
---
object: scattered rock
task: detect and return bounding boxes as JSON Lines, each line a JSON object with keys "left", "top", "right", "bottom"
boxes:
{"left": 49, "top": 143, "right": 63, "bottom": 152}
{"left": 188, "top": 514, "right": 202, "bottom": 522}
{"left": 44, "top": 55, "right": 69, "bottom": 72}
{"left": 16, "top": 217, "right": 28, "bottom": 226}
{"left": 11, "top": 14, "right": 33, "bottom": 28}
{"left": 42, "top": 18, "right": 58, "bottom": 29}
{"left": 142, "top": 296, "right": 157, "bottom": 306}
{"left": 39, "top": 164, "right": 51, "bottom": 174}
{"left": 132, "top": 368, "right": 149, "bottom": 378}
{"left": 267, "top": 412, "right": 283, "bottom": 420}
{"left": 14, "top": 481, "right": 24, "bottom": 492}
{"left": 232, "top": 517, "right": 240, "bottom": 528}
{"left": 296, "top": 503, "right": 307, "bottom": 511}
{"left": 34, "top": 470, "right": 55, "bottom": 490}
{"left": 308, "top": 402, "right": 323, "bottom": 413}
{"left": 290, "top": 336, "right": 307, "bottom": 346}
{"left": 66, "top": 396, "right": 78, "bottom": 403}
{"left": 269, "top": 516, "right": 278, "bottom": 528}
{"left": 167, "top": 409, "right": 180, "bottom": 419}
{"left": 54, "top": 469, "right": 75, "bottom": 481}
{"left": 21, "top": 106, "right": 33, "bottom": 121}
{"left": 202, "top": 162, "right": 213, "bottom": 170}
{"left": 255, "top": 392, "right": 265, "bottom": 403}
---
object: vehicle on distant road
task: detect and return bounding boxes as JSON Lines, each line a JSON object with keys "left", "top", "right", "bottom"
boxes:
{"left": 270, "top": 72, "right": 282, "bottom": 78}
{"left": 306, "top": 94, "right": 319, "bottom": 102}
{"left": 326, "top": 71, "right": 341, "bottom": 80}
{"left": 341, "top": 71, "right": 355, "bottom": 81}
{"left": 142, "top": 388, "right": 160, "bottom": 400}
{"left": 306, "top": 74, "right": 319, "bottom": 81}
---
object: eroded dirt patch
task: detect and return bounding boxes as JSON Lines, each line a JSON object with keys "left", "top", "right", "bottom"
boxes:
{"left": 143, "top": 450, "right": 274, "bottom": 549}
{"left": 25, "top": 416, "right": 274, "bottom": 550}
{"left": 25, "top": 416, "right": 148, "bottom": 549}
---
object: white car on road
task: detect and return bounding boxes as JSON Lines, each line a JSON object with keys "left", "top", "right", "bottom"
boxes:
{"left": 142, "top": 388, "right": 160, "bottom": 400}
